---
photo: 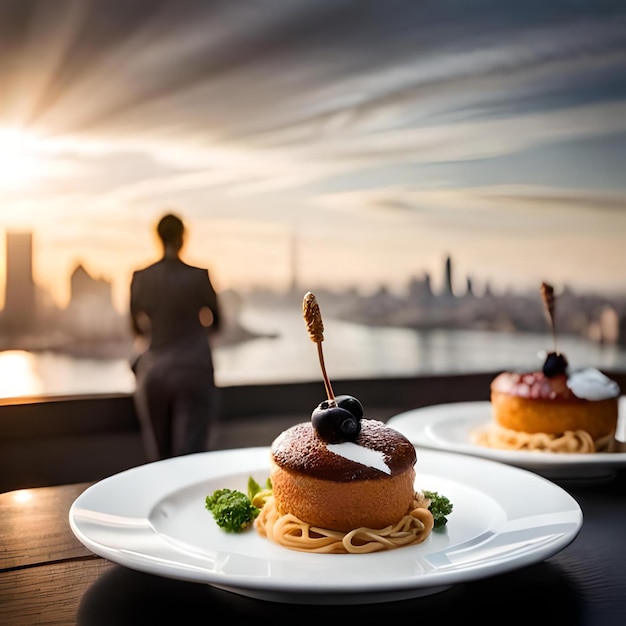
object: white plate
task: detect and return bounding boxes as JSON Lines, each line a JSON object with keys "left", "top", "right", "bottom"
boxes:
{"left": 69, "top": 446, "right": 581, "bottom": 604}
{"left": 387, "top": 397, "right": 626, "bottom": 481}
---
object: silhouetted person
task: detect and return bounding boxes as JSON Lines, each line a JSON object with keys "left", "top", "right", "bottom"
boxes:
{"left": 130, "top": 213, "right": 222, "bottom": 461}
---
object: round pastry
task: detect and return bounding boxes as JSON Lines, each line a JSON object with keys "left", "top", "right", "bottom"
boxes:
{"left": 255, "top": 291, "right": 439, "bottom": 553}
{"left": 477, "top": 283, "right": 622, "bottom": 453}
{"left": 488, "top": 363, "right": 620, "bottom": 451}
{"left": 491, "top": 367, "right": 620, "bottom": 441}
{"left": 269, "top": 418, "right": 417, "bottom": 532}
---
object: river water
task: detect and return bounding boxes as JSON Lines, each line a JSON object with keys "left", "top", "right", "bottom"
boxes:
{"left": 1, "top": 305, "right": 625, "bottom": 399}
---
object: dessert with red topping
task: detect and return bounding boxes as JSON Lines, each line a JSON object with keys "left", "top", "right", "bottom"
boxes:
{"left": 475, "top": 283, "right": 621, "bottom": 453}
{"left": 490, "top": 368, "right": 619, "bottom": 449}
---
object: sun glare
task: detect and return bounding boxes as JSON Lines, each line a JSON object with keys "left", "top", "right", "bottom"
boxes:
{"left": 0, "top": 351, "right": 43, "bottom": 398}
{"left": 0, "top": 129, "right": 47, "bottom": 189}
{"left": 12, "top": 490, "right": 34, "bottom": 504}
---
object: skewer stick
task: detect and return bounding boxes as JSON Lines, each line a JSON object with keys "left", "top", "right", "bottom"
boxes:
{"left": 303, "top": 292, "right": 336, "bottom": 403}
{"left": 540, "top": 282, "right": 558, "bottom": 353}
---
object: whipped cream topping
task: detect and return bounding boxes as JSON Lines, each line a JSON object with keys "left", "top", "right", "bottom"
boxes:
{"left": 567, "top": 368, "right": 621, "bottom": 400}
{"left": 326, "top": 441, "right": 391, "bottom": 475}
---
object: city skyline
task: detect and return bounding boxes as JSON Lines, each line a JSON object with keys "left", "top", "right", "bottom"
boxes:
{"left": 2, "top": 226, "right": 623, "bottom": 339}
{"left": 3, "top": 225, "right": 624, "bottom": 321}
{"left": 0, "top": 1, "right": 625, "bottom": 311}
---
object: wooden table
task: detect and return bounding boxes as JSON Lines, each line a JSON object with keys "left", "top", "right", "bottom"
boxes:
{"left": 2, "top": 470, "right": 626, "bottom": 626}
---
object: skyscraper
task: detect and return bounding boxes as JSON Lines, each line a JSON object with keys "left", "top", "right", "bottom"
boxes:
{"left": 2, "top": 231, "right": 36, "bottom": 333}
{"left": 444, "top": 254, "right": 454, "bottom": 296}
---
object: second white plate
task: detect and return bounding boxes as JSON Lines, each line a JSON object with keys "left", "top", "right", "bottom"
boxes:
{"left": 387, "top": 398, "right": 626, "bottom": 480}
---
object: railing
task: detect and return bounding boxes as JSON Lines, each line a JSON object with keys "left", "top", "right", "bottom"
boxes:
{"left": 2, "top": 370, "right": 624, "bottom": 493}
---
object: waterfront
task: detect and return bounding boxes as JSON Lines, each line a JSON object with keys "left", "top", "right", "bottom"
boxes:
{"left": 1, "top": 305, "right": 625, "bottom": 400}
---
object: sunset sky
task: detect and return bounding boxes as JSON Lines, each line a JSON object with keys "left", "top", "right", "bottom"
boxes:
{"left": 0, "top": 0, "right": 625, "bottom": 312}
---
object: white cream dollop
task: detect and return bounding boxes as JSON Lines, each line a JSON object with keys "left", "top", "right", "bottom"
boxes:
{"left": 326, "top": 441, "right": 391, "bottom": 474}
{"left": 567, "top": 368, "right": 620, "bottom": 400}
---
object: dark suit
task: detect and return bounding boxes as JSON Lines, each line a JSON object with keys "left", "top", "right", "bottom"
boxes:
{"left": 130, "top": 257, "right": 221, "bottom": 461}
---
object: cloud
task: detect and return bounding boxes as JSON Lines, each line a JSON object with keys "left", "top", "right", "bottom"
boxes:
{"left": 4, "top": 0, "right": 625, "bottom": 140}
{"left": 1, "top": 0, "right": 625, "bottom": 301}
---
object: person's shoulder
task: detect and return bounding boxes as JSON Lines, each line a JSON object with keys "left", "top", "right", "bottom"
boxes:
{"left": 133, "top": 260, "right": 162, "bottom": 277}
{"left": 181, "top": 261, "right": 209, "bottom": 275}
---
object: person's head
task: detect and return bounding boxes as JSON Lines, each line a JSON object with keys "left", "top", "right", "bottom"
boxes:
{"left": 156, "top": 213, "right": 184, "bottom": 255}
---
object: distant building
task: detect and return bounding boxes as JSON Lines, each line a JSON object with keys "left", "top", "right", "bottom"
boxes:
{"left": 70, "top": 264, "right": 114, "bottom": 306}
{"left": 64, "top": 264, "right": 125, "bottom": 340}
{"left": 407, "top": 272, "right": 433, "bottom": 301}
{"left": 444, "top": 254, "right": 454, "bottom": 297}
{"left": 2, "top": 231, "right": 36, "bottom": 333}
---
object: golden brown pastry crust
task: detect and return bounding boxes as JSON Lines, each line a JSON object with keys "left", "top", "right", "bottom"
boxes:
{"left": 270, "top": 464, "right": 416, "bottom": 533}
{"left": 490, "top": 372, "right": 619, "bottom": 442}
{"left": 269, "top": 419, "right": 417, "bottom": 532}
{"left": 491, "top": 390, "right": 617, "bottom": 440}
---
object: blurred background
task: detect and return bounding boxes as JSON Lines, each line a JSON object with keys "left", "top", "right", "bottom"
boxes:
{"left": 1, "top": 0, "right": 625, "bottom": 399}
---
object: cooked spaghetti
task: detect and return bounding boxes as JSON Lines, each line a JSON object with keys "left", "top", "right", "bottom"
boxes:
{"left": 471, "top": 423, "right": 603, "bottom": 453}
{"left": 254, "top": 492, "right": 435, "bottom": 554}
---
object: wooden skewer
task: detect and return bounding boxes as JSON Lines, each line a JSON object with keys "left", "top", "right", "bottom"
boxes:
{"left": 540, "top": 282, "right": 558, "bottom": 353}
{"left": 303, "top": 291, "right": 336, "bottom": 403}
